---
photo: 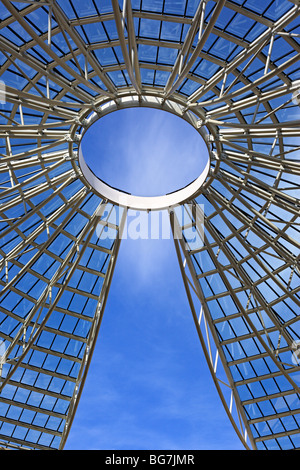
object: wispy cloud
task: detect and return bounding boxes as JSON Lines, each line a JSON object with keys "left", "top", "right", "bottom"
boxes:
{"left": 82, "top": 107, "right": 207, "bottom": 197}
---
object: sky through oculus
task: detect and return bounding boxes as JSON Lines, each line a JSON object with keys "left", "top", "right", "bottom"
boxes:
{"left": 81, "top": 107, "right": 209, "bottom": 199}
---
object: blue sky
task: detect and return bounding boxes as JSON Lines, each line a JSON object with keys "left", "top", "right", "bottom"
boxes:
{"left": 64, "top": 108, "right": 245, "bottom": 450}
{"left": 81, "top": 107, "right": 207, "bottom": 197}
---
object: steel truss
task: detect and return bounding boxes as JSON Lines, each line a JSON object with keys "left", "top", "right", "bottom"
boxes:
{"left": 0, "top": 0, "right": 299, "bottom": 450}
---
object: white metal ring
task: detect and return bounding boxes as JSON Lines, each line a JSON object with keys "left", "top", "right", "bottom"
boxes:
{"left": 77, "top": 95, "right": 212, "bottom": 211}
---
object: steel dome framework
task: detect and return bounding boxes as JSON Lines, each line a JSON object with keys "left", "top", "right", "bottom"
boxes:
{"left": 0, "top": 0, "right": 299, "bottom": 450}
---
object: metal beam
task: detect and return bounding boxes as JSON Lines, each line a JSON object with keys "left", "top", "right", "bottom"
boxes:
{"left": 164, "top": 0, "right": 227, "bottom": 98}
{"left": 59, "top": 207, "right": 127, "bottom": 449}
{"left": 189, "top": 3, "right": 300, "bottom": 103}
